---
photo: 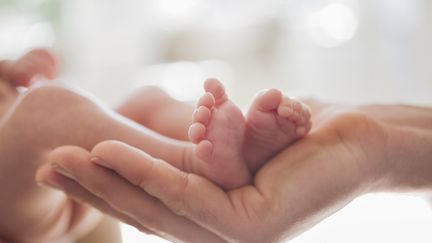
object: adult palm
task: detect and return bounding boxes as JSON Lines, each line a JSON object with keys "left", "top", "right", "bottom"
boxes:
{"left": 37, "top": 99, "right": 389, "bottom": 242}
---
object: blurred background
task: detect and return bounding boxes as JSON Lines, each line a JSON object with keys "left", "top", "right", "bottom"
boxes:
{"left": 1, "top": 0, "right": 431, "bottom": 242}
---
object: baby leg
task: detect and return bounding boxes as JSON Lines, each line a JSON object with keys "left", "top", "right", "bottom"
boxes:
{"left": 116, "top": 86, "right": 194, "bottom": 141}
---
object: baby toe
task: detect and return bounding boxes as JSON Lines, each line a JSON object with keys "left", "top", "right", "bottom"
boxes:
{"left": 188, "top": 123, "right": 207, "bottom": 143}
{"left": 192, "top": 106, "right": 212, "bottom": 124}
{"left": 203, "top": 78, "right": 227, "bottom": 104}
{"left": 295, "top": 121, "right": 312, "bottom": 137}
{"left": 278, "top": 97, "right": 309, "bottom": 125}
{"left": 197, "top": 92, "right": 215, "bottom": 109}
{"left": 251, "top": 88, "right": 282, "bottom": 112}
{"left": 195, "top": 140, "right": 213, "bottom": 161}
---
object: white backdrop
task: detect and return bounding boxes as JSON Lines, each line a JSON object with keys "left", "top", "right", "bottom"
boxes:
{"left": 0, "top": 0, "right": 431, "bottom": 242}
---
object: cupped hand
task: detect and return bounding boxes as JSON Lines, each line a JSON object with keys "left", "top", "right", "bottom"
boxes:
{"left": 0, "top": 81, "right": 188, "bottom": 242}
{"left": 36, "top": 100, "right": 388, "bottom": 242}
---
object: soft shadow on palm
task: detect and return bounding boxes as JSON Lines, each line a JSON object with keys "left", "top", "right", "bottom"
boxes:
{"left": 220, "top": 99, "right": 379, "bottom": 241}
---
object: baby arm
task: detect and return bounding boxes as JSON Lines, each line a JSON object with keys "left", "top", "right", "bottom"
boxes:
{"left": 0, "top": 49, "right": 57, "bottom": 117}
{"left": 0, "top": 49, "right": 57, "bottom": 86}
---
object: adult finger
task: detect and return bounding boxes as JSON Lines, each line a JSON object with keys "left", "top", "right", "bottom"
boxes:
{"left": 42, "top": 145, "right": 224, "bottom": 243}
{"left": 36, "top": 163, "right": 150, "bottom": 234}
{"left": 90, "top": 141, "right": 252, "bottom": 240}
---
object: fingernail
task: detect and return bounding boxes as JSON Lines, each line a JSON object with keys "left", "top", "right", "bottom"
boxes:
{"left": 90, "top": 156, "right": 112, "bottom": 169}
{"left": 51, "top": 163, "right": 75, "bottom": 180}
{"left": 37, "top": 180, "right": 62, "bottom": 190}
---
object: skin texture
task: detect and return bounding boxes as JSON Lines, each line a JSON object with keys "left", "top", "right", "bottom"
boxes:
{"left": 4, "top": 50, "right": 432, "bottom": 243}
{"left": 1, "top": 52, "right": 241, "bottom": 242}
{"left": 0, "top": 49, "right": 58, "bottom": 87}
{"left": 35, "top": 98, "right": 432, "bottom": 242}
{"left": 116, "top": 86, "right": 193, "bottom": 141}
{"left": 188, "top": 79, "right": 311, "bottom": 189}
{"left": 0, "top": 50, "right": 210, "bottom": 242}
{"left": 119, "top": 78, "right": 310, "bottom": 190}
{"left": 0, "top": 83, "right": 220, "bottom": 242}
{"left": 0, "top": 49, "right": 58, "bottom": 116}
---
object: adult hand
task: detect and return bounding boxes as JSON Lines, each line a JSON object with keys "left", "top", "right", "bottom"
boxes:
{"left": 0, "top": 49, "right": 200, "bottom": 243}
{"left": 36, "top": 99, "right": 432, "bottom": 242}
{"left": 0, "top": 81, "right": 218, "bottom": 242}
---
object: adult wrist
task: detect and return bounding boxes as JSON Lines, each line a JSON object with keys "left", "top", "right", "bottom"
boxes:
{"left": 329, "top": 106, "right": 392, "bottom": 194}
{"left": 376, "top": 124, "right": 432, "bottom": 191}
{"left": 354, "top": 103, "right": 432, "bottom": 192}
{"left": 339, "top": 104, "right": 432, "bottom": 193}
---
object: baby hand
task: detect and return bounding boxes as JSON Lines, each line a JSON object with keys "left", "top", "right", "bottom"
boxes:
{"left": 0, "top": 48, "right": 58, "bottom": 87}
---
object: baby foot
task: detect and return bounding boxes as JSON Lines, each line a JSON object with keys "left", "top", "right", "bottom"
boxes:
{"left": 244, "top": 89, "right": 311, "bottom": 171}
{"left": 188, "top": 78, "right": 251, "bottom": 189}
